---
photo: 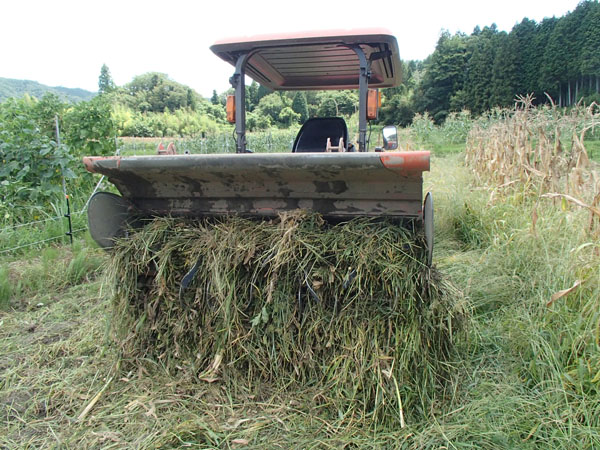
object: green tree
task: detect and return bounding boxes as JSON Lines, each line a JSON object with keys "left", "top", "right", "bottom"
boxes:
{"left": 542, "top": 8, "right": 583, "bottom": 105}
{"left": 124, "top": 73, "right": 200, "bottom": 112}
{"left": 410, "top": 4, "right": 597, "bottom": 117}
{"left": 511, "top": 18, "right": 538, "bottom": 97}
{"left": 291, "top": 92, "right": 309, "bottom": 123}
{"left": 377, "top": 60, "right": 422, "bottom": 125}
{"left": 98, "top": 64, "right": 116, "bottom": 94}
{"left": 186, "top": 88, "right": 197, "bottom": 110}
{"left": 416, "top": 31, "right": 469, "bottom": 122}
{"left": 465, "top": 25, "right": 499, "bottom": 114}
{"left": 579, "top": 1, "right": 600, "bottom": 98}
{"left": 210, "top": 89, "right": 219, "bottom": 105}
{"left": 256, "top": 84, "right": 272, "bottom": 104}
{"left": 304, "top": 91, "right": 319, "bottom": 117}
{"left": 533, "top": 17, "right": 559, "bottom": 99}
{"left": 278, "top": 107, "right": 300, "bottom": 127}
{"left": 246, "top": 110, "right": 272, "bottom": 131}
{"left": 247, "top": 81, "right": 259, "bottom": 111}
{"left": 378, "top": 92, "right": 415, "bottom": 127}
{"left": 491, "top": 32, "right": 519, "bottom": 107}
{"left": 256, "top": 93, "right": 286, "bottom": 124}
{"left": 316, "top": 91, "right": 358, "bottom": 117}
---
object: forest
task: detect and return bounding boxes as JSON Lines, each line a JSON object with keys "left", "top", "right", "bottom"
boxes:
{"left": 2, "top": 1, "right": 595, "bottom": 141}
{"left": 387, "top": 0, "right": 600, "bottom": 123}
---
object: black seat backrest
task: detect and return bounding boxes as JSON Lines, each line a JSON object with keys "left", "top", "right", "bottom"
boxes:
{"left": 292, "top": 117, "right": 348, "bottom": 152}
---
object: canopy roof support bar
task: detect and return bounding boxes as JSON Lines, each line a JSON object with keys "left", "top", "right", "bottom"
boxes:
{"left": 230, "top": 53, "right": 249, "bottom": 153}
{"left": 351, "top": 45, "right": 370, "bottom": 152}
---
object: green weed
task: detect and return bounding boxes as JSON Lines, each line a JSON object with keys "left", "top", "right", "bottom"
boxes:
{"left": 118, "top": 128, "right": 298, "bottom": 156}
{"left": 0, "top": 266, "right": 11, "bottom": 309}
{"left": 586, "top": 138, "right": 600, "bottom": 161}
{"left": 66, "top": 244, "right": 104, "bottom": 285}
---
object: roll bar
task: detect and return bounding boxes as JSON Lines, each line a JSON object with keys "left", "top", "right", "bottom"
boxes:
{"left": 230, "top": 45, "right": 372, "bottom": 153}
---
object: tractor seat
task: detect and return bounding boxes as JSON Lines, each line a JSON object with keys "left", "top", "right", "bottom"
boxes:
{"left": 292, "top": 117, "right": 348, "bottom": 152}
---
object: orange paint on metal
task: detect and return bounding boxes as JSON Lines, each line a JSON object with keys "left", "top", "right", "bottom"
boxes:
{"left": 379, "top": 151, "right": 430, "bottom": 172}
{"left": 82, "top": 156, "right": 121, "bottom": 173}
{"left": 82, "top": 157, "right": 97, "bottom": 173}
{"left": 210, "top": 30, "right": 401, "bottom": 91}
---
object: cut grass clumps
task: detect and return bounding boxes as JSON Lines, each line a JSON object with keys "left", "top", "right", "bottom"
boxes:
{"left": 108, "top": 212, "right": 466, "bottom": 425}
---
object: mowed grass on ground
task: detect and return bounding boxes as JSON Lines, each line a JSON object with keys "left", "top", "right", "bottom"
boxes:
{"left": 1, "top": 151, "right": 599, "bottom": 448}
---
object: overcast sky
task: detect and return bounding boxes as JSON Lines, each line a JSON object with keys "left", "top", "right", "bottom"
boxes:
{"left": 1, "top": 0, "right": 581, "bottom": 98}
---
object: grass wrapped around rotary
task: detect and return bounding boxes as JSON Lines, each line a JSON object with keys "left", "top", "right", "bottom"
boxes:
{"left": 108, "top": 212, "right": 466, "bottom": 425}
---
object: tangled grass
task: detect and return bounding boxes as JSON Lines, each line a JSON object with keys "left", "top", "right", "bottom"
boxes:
{"left": 107, "top": 213, "right": 466, "bottom": 426}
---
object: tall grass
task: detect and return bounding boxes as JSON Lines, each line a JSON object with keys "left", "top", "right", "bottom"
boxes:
{"left": 0, "top": 207, "right": 88, "bottom": 255}
{"left": 0, "top": 241, "right": 104, "bottom": 309}
{"left": 419, "top": 100, "right": 600, "bottom": 447}
{"left": 409, "top": 110, "right": 472, "bottom": 154}
{"left": 0, "top": 266, "right": 10, "bottom": 309}
{"left": 373, "top": 151, "right": 598, "bottom": 447}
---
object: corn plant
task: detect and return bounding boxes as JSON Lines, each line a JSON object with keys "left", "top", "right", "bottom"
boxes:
{"left": 465, "top": 96, "right": 600, "bottom": 232}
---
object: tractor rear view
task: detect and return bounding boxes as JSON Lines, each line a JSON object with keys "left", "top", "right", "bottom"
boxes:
{"left": 85, "top": 31, "right": 463, "bottom": 425}
{"left": 84, "top": 29, "right": 434, "bottom": 264}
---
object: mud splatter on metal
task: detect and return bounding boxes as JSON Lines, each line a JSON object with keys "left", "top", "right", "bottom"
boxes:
{"left": 83, "top": 152, "right": 429, "bottom": 221}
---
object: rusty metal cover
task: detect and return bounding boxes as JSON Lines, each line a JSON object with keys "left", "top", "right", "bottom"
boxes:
{"left": 83, "top": 152, "right": 429, "bottom": 220}
{"left": 210, "top": 29, "right": 401, "bottom": 90}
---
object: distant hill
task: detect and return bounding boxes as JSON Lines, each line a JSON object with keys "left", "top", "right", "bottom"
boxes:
{"left": 0, "top": 77, "right": 96, "bottom": 103}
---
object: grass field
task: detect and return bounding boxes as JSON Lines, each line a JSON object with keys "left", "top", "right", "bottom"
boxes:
{"left": 1, "top": 150, "right": 599, "bottom": 448}
{"left": 587, "top": 139, "right": 600, "bottom": 160}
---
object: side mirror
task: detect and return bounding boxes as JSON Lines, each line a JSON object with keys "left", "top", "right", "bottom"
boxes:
{"left": 382, "top": 125, "right": 398, "bottom": 150}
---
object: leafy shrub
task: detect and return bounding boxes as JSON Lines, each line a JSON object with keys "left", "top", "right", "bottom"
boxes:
{"left": 63, "top": 95, "right": 116, "bottom": 156}
{"left": 410, "top": 110, "right": 473, "bottom": 151}
{"left": 113, "top": 103, "right": 222, "bottom": 138}
{"left": 0, "top": 94, "right": 116, "bottom": 223}
{"left": 0, "top": 96, "right": 77, "bottom": 220}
